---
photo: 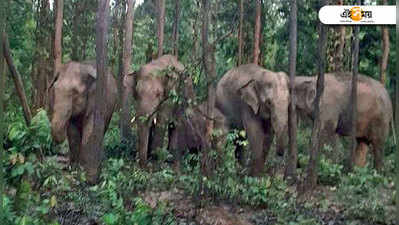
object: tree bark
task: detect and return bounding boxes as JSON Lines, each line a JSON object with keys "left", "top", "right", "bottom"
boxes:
{"left": 349, "top": 0, "right": 360, "bottom": 171}
{"left": 83, "top": 0, "right": 110, "bottom": 184}
{"left": 120, "top": 0, "right": 136, "bottom": 144}
{"left": 379, "top": 0, "right": 389, "bottom": 85}
{"left": 3, "top": 34, "right": 32, "bottom": 126}
{"left": 0, "top": 0, "right": 6, "bottom": 213}
{"left": 54, "top": 0, "right": 63, "bottom": 76}
{"left": 157, "top": 0, "right": 165, "bottom": 58}
{"left": 253, "top": 0, "right": 261, "bottom": 64}
{"left": 237, "top": 0, "right": 243, "bottom": 65}
{"left": 285, "top": 0, "right": 297, "bottom": 180}
{"left": 305, "top": 0, "right": 328, "bottom": 190}
{"left": 201, "top": 0, "right": 216, "bottom": 176}
{"left": 335, "top": 0, "right": 345, "bottom": 72}
{"left": 172, "top": 0, "right": 180, "bottom": 57}
{"left": 32, "top": 0, "right": 51, "bottom": 111}
{"left": 71, "top": 1, "right": 81, "bottom": 61}
{"left": 396, "top": 38, "right": 399, "bottom": 225}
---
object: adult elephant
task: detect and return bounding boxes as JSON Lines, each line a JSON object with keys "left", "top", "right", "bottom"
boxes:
{"left": 294, "top": 72, "right": 393, "bottom": 170}
{"left": 216, "top": 64, "right": 290, "bottom": 176}
{"left": 133, "top": 55, "right": 187, "bottom": 167}
{"left": 49, "top": 61, "right": 118, "bottom": 183}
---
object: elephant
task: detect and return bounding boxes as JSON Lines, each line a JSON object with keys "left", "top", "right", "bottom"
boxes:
{"left": 294, "top": 72, "right": 393, "bottom": 170}
{"left": 49, "top": 61, "right": 118, "bottom": 183}
{"left": 168, "top": 102, "right": 229, "bottom": 169}
{"left": 132, "top": 54, "right": 189, "bottom": 167}
{"left": 215, "top": 64, "right": 290, "bottom": 176}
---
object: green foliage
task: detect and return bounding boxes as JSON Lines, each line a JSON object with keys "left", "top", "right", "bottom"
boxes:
{"left": 337, "top": 167, "right": 395, "bottom": 224}
{"left": 6, "top": 109, "right": 53, "bottom": 156}
{"left": 317, "top": 154, "right": 343, "bottom": 186}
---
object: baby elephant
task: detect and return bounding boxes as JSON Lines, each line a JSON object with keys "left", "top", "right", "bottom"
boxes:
{"left": 168, "top": 103, "right": 228, "bottom": 169}
{"left": 49, "top": 61, "right": 118, "bottom": 183}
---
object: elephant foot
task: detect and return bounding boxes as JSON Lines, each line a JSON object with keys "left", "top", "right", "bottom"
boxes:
{"left": 249, "top": 166, "right": 264, "bottom": 177}
{"left": 84, "top": 167, "right": 99, "bottom": 185}
{"left": 354, "top": 142, "right": 368, "bottom": 168}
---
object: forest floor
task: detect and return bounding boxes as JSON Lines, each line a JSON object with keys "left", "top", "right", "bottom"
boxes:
{"left": 48, "top": 152, "right": 396, "bottom": 225}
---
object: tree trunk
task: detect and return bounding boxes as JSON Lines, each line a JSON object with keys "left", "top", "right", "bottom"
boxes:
{"left": 335, "top": 0, "right": 345, "bottom": 72}
{"left": 157, "top": 0, "right": 165, "bottom": 58}
{"left": 172, "top": 0, "right": 180, "bottom": 57}
{"left": 253, "top": 0, "right": 261, "bottom": 64}
{"left": 201, "top": 0, "right": 216, "bottom": 176}
{"left": 349, "top": 0, "right": 360, "bottom": 171}
{"left": 3, "top": 34, "right": 32, "bottom": 126}
{"left": 285, "top": 0, "right": 297, "bottom": 181}
{"left": 395, "top": 47, "right": 399, "bottom": 225}
{"left": 305, "top": 0, "right": 328, "bottom": 190}
{"left": 0, "top": 0, "right": 6, "bottom": 210}
{"left": 71, "top": 1, "right": 81, "bottom": 61}
{"left": 120, "top": 0, "right": 136, "bottom": 145}
{"left": 83, "top": 0, "right": 110, "bottom": 184}
{"left": 380, "top": 0, "right": 389, "bottom": 85}
{"left": 237, "top": 0, "right": 243, "bottom": 65}
{"left": 54, "top": 0, "right": 63, "bottom": 75}
{"left": 32, "top": 0, "right": 51, "bottom": 111}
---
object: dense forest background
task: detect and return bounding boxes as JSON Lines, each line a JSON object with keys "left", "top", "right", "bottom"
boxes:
{"left": 0, "top": 0, "right": 397, "bottom": 224}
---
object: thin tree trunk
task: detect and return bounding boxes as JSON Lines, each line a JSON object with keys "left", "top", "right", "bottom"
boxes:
{"left": 32, "top": 0, "right": 51, "bottom": 111}
{"left": 54, "top": 0, "right": 63, "bottom": 75}
{"left": 285, "top": 0, "right": 297, "bottom": 180}
{"left": 157, "top": 0, "right": 165, "bottom": 58}
{"left": 349, "top": 0, "right": 360, "bottom": 171}
{"left": 121, "top": 0, "right": 136, "bottom": 144}
{"left": 3, "top": 34, "right": 32, "bottom": 126}
{"left": 395, "top": 38, "right": 399, "bottom": 225}
{"left": 0, "top": 0, "right": 6, "bottom": 213}
{"left": 71, "top": 1, "right": 81, "bottom": 61}
{"left": 172, "top": 0, "right": 180, "bottom": 57}
{"left": 380, "top": 0, "right": 389, "bottom": 84}
{"left": 253, "top": 0, "right": 261, "bottom": 64}
{"left": 83, "top": 0, "right": 110, "bottom": 184}
{"left": 305, "top": 0, "right": 328, "bottom": 190}
{"left": 201, "top": 0, "right": 216, "bottom": 176}
{"left": 237, "top": 0, "right": 243, "bottom": 65}
{"left": 335, "top": 0, "right": 345, "bottom": 72}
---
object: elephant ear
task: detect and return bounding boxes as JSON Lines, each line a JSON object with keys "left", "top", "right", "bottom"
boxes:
{"left": 86, "top": 65, "right": 97, "bottom": 79}
{"left": 239, "top": 80, "right": 259, "bottom": 114}
{"left": 296, "top": 80, "right": 316, "bottom": 110}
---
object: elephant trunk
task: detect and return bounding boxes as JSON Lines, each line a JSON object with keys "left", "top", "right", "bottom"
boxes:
{"left": 271, "top": 101, "right": 289, "bottom": 145}
{"left": 51, "top": 117, "right": 68, "bottom": 144}
{"left": 50, "top": 100, "right": 72, "bottom": 144}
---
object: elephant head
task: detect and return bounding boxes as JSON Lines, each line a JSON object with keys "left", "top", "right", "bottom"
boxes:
{"left": 294, "top": 77, "right": 316, "bottom": 117}
{"left": 238, "top": 71, "right": 290, "bottom": 138}
{"left": 50, "top": 62, "right": 97, "bottom": 143}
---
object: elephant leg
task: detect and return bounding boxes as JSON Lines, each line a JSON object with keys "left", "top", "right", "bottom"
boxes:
{"left": 371, "top": 138, "right": 384, "bottom": 171}
{"left": 80, "top": 114, "right": 103, "bottom": 184}
{"left": 354, "top": 140, "right": 368, "bottom": 168}
{"left": 242, "top": 109, "right": 267, "bottom": 176}
{"left": 168, "top": 123, "right": 182, "bottom": 171}
{"left": 275, "top": 131, "right": 286, "bottom": 157}
{"left": 67, "top": 123, "right": 81, "bottom": 165}
{"left": 149, "top": 114, "right": 168, "bottom": 157}
{"left": 137, "top": 120, "right": 150, "bottom": 167}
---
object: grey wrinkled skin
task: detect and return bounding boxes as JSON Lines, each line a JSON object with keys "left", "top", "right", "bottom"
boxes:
{"left": 49, "top": 61, "right": 118, "bottom": 183}
{"left": 133, "top": 55, "right": 188, "bottom": 167}
{"left": 294, "top": 72, "right": 393, "bottom": 169}
{"left": 168, "top": 102, "right": 229, "bottom": 169}
{"left": 216, "top": 64, "right": 290, "bottom": 176}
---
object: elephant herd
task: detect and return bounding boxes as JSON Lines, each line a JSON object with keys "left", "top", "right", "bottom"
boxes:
{"left": 48, "top": 55, "right": 393, "bottom": 183}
